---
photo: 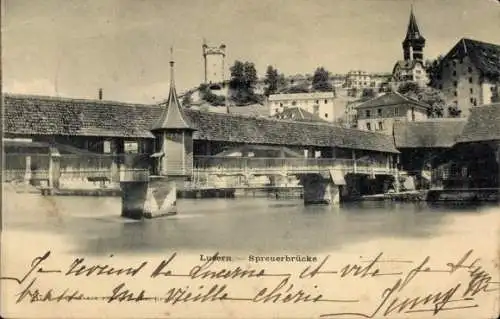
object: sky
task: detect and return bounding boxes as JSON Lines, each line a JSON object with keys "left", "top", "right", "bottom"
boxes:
{"left": 2, "top": 0, "right": 500, "bottom": 103}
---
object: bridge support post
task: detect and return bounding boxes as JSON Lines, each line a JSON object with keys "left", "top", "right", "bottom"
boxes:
{"left": 120, "top": 176, "right": 177, "bottom": 220}
{"left": 301, "top": 174, "right": 340, "bottom": 206}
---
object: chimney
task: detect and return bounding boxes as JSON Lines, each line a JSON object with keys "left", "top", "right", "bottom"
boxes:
{"left": 98, "top": 88, "right": 103, "bottom": 100}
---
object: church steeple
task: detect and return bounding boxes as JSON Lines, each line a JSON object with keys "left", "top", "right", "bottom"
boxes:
{"left": 402, "top": 6, "right": 426, "bottom": 62}
{"left": 152, "top": 48, "right": 194, "bottom": 131}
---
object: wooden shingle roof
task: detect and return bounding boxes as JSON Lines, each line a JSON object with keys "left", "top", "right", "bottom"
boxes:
{"left": 393, "top": 119, "right": 467, "bottom": 148}
{"left": 4, "top": 94, "right": 399, "bottom": 153}
{"left": 456, "top": 103, "right": 500, "bottom": 144}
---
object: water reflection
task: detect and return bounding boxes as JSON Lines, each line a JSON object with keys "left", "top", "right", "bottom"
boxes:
{"left": 4, "top": 193, "right": 494, "bottom": 256}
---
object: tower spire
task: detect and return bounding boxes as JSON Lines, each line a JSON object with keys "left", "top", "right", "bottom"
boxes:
{"left": 151, "top": 46, "right": 194, "bottom": 131}
{"left": 402, "top": 5, "right": 425, "bottom": 62}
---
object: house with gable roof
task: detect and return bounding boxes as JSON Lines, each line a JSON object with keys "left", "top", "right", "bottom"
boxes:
{"left": 355, "top": 91, "right": 430, "bottom": 135}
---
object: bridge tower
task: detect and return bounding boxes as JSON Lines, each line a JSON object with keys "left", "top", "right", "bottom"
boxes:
{"left": 151, "top": 50, "right": 196, "bottom": 177}
{"left": 120, "top": 49, "right": 196, "bottom": 219}
{"left": 203, "top": 39, "right": 226, "bottom": 86}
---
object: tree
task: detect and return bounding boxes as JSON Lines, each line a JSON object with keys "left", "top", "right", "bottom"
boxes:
{"left": 264, "top": 65, "right": 279, "bottom": 97}
{"left": 425, "top": 55, "right": 443, "bottom": 87}
{"left": 284, "top": 82, "right": 309, "bottom": 94}
{"left": 492, "top": 84, "right": 500, "bottom": 103}
{"left": 397, "top": 82, "right": 445, "bottom": 118}
{"left": 312, "top": 67, "right": 333, "bottom": 92}
{"left": 229, "top": 60, "right": 260, "bottom": 105}
{"left": 181, "top": 93, "right": 193, "bottom": 108}
{"left": 199, "top": 83, "right": 226, "bottom": 106}
{"left": 447, "top": 104, "right": 462, "bottom": 118}
{"left": 361, "top": 88, "right": 376, "bottom": 99}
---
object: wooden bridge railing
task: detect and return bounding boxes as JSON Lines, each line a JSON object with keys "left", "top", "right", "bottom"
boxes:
{"left": 193, "top": 156, "right": 394, "bottom": 175}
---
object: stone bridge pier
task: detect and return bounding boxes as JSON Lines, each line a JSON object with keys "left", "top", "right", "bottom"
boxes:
{"left": 299, "top": 172, "right": 344, "bottom": 205}
{"left": 120, "top": 175, "right": 177, "bottom": 220}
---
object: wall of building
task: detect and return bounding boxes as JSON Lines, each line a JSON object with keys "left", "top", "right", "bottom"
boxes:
{"left": 433, "top": 56, "right": 498, "bottom": 116}
{"left": 205, "top": 53, "right": 224, "bottom": 84}
{"left": 268, "top": 93, "right": 338, "bottom": 122}
{"left": 356, "top": 104, "right": 427, "bottom": 135}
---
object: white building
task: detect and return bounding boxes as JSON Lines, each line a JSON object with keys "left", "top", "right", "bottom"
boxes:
{"left": 345, "top": 70, "right": 373, "bottom": 89}
{"left": 268, "top": 92, "right": 338, "bottom": 123}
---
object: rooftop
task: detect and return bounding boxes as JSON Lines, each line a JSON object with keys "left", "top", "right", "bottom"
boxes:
{"left": 456, "top": 103, "right": 500, "bottom": 144}
{"left": 355, "top": 92, "right": 430, "bottom": 110}
{"left": 274, "top": 107, "right": 327, "bottom": 123}
{"left": 443, "top": 38, "right": 500, "bottom": 81}
{"left": 4, "top": 93, "right": 399, "bottom": 153}
{"left": 393, "top": 118, "right": 467, "bottom": 148}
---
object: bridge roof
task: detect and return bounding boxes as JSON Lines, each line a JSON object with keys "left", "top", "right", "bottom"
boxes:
{"left": 4, "top": 94, "right": 399, "bottom": 153}
{"left": 393, "top": 119, "right": 467, "bottom": 148}
{"left": 456, "top": 103, "right": 500, "bottom": 144}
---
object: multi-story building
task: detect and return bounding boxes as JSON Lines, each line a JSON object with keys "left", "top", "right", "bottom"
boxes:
{"left": 391, "top": 8, "right": 429, "bottom": 88}
{"left": 268, "top": 92, "right": 338, "bottom": 123}
{"left": 355, "top": 92, "right": 429, "bottom": 135}
{"left": 432, "top": 38, "right": 500, "bottom": 116}
{"left": 345, "top": 70, "right": 373, "bottom": 89}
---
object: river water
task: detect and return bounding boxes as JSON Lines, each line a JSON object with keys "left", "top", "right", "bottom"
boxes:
{"left": 3, "top": 189, "right": 499, "bottom": 255}
{"left": 2, "top": 187, "right": 500, "bottom": 318}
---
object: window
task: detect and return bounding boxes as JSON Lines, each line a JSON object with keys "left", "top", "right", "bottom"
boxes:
{"left": 365, "top": 110, "right": 371, "bottom": 118}
{"left": 468, "top": 77, "right": 473, "bottom": 84}
{"left": 411, "top": 107, "right": 415, "bottom": 122}
{"left": 279, "top": 103, "right": 283, "bottom": 107}
{"left": 315, "top": 100, "right": 319, "bottom": 104}
{"left": 452, "top": 61, "right": 456, "bottom": 66}
{"left": 378, "top": 121, "right": 384, "bottom": 131}
{"left": 292, "top": 100, "right": 297, "bottom": 106}
{"left": 470, "top": 88, "right": 473, "bottom": 94}
{"left": 324, "top": 113, "right": 328, "bottom": 118}
{"left": 124, "top": 141, "right": 139, "bottom": 154}
{"left": 314, "top": 151, "right": 321, "bottom": 158}
{"left": 324, "top": 99, "right": 328, "bottom": 104}
{"left": 453, "top": 70, "right": 457, "bottom": 76}
{"left": 438, "top": 84, "right": 443, "bottom": 90}
{"left": 275, "top": 108, "right": 279, "bottom": 113}
{"left": 468, "top": 67, "right": 473, "bottom": 73}
{"left": 453, "top": 81, "right": 458, "bottom": 87}
{"left": 454, "top": 91, "right": 457, "bottom": 97}
{"left": 470, "top": 97, "right": 474, "bottom": 104}
{"left": 394, "top": 107, "right": 399, "bottom": 116}
{"left": 366, "top": 123, "right": 371, "bottom": 131}
{"left": 103, "top": 140, "right": 111, "bottom": 153}
{"left": 377, "top": 108, "right": 382, "bottom": 117}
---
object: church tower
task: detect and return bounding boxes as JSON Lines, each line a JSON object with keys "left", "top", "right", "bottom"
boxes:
{"left": 151, "top": 49, "right": 196, "bottom": 177}
{"left": 202, "top": 40, "right": 226, "bottom": 85}
{"left": 402, "top": 7, "right": 425, "bottom": 62}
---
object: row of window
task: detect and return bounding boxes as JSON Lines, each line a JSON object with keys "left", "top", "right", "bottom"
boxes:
{"left": 366, "top": 121, "right": 384, "bottom": 131}
{"left": 365, "top": 107, "right": 400, "bottom": 118}
{"left": 438, "top": 77, "right": 474, "bottom": 90}
{"left": 274, "top": 99, "right": 330, "bottom": 107}
{"left": 102, "top": 140, "right": 140, "bottom": 154}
